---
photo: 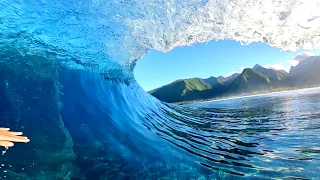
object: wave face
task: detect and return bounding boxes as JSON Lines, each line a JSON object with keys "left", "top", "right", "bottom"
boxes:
{"left": 1, "top": 0, "right": 320, "bottom": 179}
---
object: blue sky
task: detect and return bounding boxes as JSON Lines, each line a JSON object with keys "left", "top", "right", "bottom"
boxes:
{"left": 134, "top": 40, "right": 320, "bottom": 91}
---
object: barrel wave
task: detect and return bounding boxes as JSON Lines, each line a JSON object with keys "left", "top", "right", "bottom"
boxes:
{"left": 1, "top": 0, "right": 320, "bottom": 179}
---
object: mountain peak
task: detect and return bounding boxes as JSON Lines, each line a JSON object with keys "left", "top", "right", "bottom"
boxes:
{"left": 224, "top": 73, "right": 240, "bottom": 78}
{"left": 243, "top": 68, "right": 253, "bottom": 72}
{"left": 253, "top": 64, "right": 263, "bottom": 70}
{"left": 205, "top": 76, "right": 216, "bottom": 79}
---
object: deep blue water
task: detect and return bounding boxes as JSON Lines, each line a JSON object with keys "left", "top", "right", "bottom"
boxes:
{"left": 1, "top": 0, "right": 320, "bottom": 179}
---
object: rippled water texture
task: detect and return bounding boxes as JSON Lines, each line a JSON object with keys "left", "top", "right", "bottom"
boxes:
{"left": 174, "top": 88, "right": 320, "bottom": 179}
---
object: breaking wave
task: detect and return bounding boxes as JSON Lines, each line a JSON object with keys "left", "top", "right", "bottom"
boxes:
{"left": 1, "top": 0, "right": 320, "bottom": 179}
{"left": 1, "top": 0, "right": 320, "bottom": 77}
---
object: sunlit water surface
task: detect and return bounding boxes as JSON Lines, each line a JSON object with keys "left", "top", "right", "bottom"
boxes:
{"left": 168, "top": 87, "right": 320, "bottom": 179}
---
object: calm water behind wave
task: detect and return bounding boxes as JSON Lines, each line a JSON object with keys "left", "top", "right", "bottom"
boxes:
{"left": 164, "top": 87, "right": 320, "bottom": 179}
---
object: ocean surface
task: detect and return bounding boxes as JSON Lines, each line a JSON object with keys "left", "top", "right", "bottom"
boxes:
{"left": 1, "top": 0, "right": 320, "bottom": 179}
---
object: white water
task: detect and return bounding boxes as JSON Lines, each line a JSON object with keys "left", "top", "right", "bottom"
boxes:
{"left": 1, "top": 0, "right": 320, "bottom": 75}
{"left": 197, "top": 86, "right": 320, "bottom": 104}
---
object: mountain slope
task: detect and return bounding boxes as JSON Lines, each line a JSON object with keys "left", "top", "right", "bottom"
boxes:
{"left": 183, "top": 78, "right": 211, "bottom": 93}
{"left": 150, "top": 76, "right": 231, "bottom": 103}
{"left": 226, "top": 68, "right": 272, "bottom": 94}
{"left": 217, "top": 73, "right": 240, "bottom": 86}
{"left": 289, "top": 56, "right": 320, "bottom": 86}
{"left": 253, "top": 64, "right": 289, "bottom": 81}
{"left": 203, "top": 76, "right": 222, "bottom": 87}
{"left": 150, "top": 78, "right": 214, "bottom": 103}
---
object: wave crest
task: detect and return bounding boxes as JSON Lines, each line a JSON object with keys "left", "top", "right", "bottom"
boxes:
{"left": 127, "top": 0, "right": 320, "bottom": 53}
{"left": 1, "top": 0, "right": 320, "bottom": 77}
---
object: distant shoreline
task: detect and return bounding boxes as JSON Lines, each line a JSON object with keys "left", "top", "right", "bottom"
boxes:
{"left": 198, "top": 86, "right": 320, "bottom": 104}
{"left": 175, "top": 85, "right": 320, "bottom": 105}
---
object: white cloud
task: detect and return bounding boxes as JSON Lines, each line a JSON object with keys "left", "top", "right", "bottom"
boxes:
{"left": 264, "top": 52, "right": 317, "bottom": 72}
{"left": 292, "top": 52, "right": 316, "bottom": 62}
{"left": 287, "top": 52, "right": 316, "bottom": 68}
{"left": 225, "top": 66, "right": 245, "bottom": 77}
{"left": 263, "top": 64, "right": 287, "bottom": 71}
{"left": 287, "top": 60, "right": 299, "bottom": 67}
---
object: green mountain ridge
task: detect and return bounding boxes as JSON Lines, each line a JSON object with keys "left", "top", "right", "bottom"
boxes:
{"left": 150, "top": 56, "right": 320, "bottom": 103}
{"left": 226, "top": 68, "right": 271, "bottom": 95}
{"left": 149, "top": 77, "right": 228, "bottom": 103}
{"left": 253, "top": 64, "right": 289, "bottom": 81}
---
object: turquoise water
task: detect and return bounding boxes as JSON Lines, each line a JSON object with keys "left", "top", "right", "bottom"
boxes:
{"left": 1, "top": 0, "right": 320, "bottom": 179}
